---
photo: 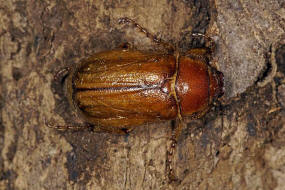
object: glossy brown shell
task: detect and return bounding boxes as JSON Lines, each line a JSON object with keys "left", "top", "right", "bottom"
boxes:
{"left": 66, "top": 49, "right": 223, "bottom": 128}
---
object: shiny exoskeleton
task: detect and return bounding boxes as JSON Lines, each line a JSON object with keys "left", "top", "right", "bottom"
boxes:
{"left": 67, "top": 49, "right": 223, "bottom": 131}
{"left": 52, "top": 17, "right": 224, "bottom": 182}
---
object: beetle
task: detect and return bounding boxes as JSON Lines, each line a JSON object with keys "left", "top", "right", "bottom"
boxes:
{"left": 51, "top": 17, "right": 224, "bottom": 181}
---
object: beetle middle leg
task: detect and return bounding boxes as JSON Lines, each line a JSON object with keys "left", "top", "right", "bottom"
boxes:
{"left": 166, "top": 119, "right": 184, "bottom": 183}
{"left": 118, "top": 17, "right": 175, "bottom": 53}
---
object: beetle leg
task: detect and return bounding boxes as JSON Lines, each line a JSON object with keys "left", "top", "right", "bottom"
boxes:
{"left": 166, "top": 119, "right": 184, "bottom": 183}
{"left": 191, "top": 33, "right": 216, "bottom": 55}
{"left": 185, "top": 48, "right": 210, "bottom": 65}
{"left": 96, "top": 125, "right": 131, "bottom": 135}
{"left": 186, "top": 48, "right": 208, "bottom": 58}
{"left": 118, "top": 17, "right": 175, "bottom": 53}
{"left": 190, "top": 106, "right": 211, "bottom": 120}
{"left": 54, "top": 67, "right": 71, "bottom": 84}
{"left": 185, "top": 33, "right": 216, "bottom": 61}
{"left": 46, "top": 119, "right": 131, "bottom": 135}
{"left": 46, "top": 118, "right": 133, "bottom": 134}
{"left": 45, "top": 119, "right": 93, "bottom": 131}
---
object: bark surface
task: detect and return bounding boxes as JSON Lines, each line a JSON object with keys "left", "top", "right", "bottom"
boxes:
{"left": 1, "top": 0, "right": 285, "bottom": 189}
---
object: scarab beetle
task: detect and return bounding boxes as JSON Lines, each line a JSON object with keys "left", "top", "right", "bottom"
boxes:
{"left": 65, "top": 48, "right": 223, "bottom": 131}
{"left": 51, "top": 17, "right": 224, "bottom": 181}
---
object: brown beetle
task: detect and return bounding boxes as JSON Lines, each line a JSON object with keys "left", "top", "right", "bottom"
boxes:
{"left": 66, "top": 48, "right": 223, "bottom": 130}
{"left": 51, "top": 18, "right": 224, "bottom": 181}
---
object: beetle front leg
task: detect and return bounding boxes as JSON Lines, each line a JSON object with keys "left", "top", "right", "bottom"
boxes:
{"left": 185, "top": 48, "right": 209, "bottom": 60}
{"left": 191, "top": 33, "right": 216, "bottom": 55}
{"left": 186, "top": 33, "right": 216, "bottom": 61}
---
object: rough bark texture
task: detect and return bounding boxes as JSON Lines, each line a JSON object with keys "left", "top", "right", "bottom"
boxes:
{"left": 1, "top": 0, "right": 285, "bottom": 189}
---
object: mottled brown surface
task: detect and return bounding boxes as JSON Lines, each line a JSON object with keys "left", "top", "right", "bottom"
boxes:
{"left": 1, "top": 0, "right": 285, "bottom": 189}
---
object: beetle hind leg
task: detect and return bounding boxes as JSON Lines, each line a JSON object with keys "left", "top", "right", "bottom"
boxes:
{"left": 45, "top": 118, "right": 132, "bottom": 135}
{"left": 95, "top": 125, "right": 133, "bottom": 135}
{"left": 45, "top": 118, "right": 93, "bottom": 131}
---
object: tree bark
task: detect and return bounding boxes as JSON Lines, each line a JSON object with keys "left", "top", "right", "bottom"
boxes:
{"left": 1, "top": 0, "right": 285, "bottom": 189}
